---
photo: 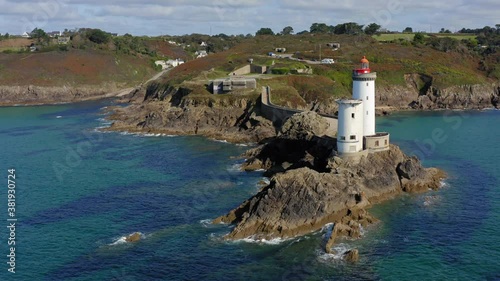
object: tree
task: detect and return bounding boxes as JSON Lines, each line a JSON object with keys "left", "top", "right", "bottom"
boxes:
{"left": 256, "top": 27, "right": 274, "bottom": 36}
{"left": 310, "top": 23, "right": 330, "bottom": 33}
{"left": 403, "top": 27, "right": 413, "bottom": 33}
{"left": 5, "top": 33, "right": 10, "bottom": 39}
{"left": 364, "top": 23, "right": 381, "bottom": 35}
{"left": 31, "top": 28, "right": 47, "bottom": 39}
{"left": 413, "top": 32, "right": 425, "bottom": 44}
{"left": 333, "top": 22, "right": 364, "bottom": 35}
{"left": 439, "top": 28, "right": 451, "bottom": 33}
{"left": 281, "top": 26, "right": 294, "bottom": 35}
{"left": 30, "top": 28, "right": 48, "bottom": 44}
{"left": 296, "top": 30, "right": 309, "bottom": 35}
{"left": 87, "top": 29, "right": 110, "bottom": 44}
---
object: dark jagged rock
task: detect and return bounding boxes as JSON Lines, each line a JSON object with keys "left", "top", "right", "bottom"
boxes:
{"left": 344, "top": 249, "right": 360, "bottom": 263}
{"left": 215, "top": 112, "right": 446, "bottom": 243}
{"left": 279, "top": 111, "right": 330, "bottom": 140}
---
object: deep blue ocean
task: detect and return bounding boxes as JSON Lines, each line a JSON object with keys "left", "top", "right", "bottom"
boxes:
{"left": 0, "top": 100, "right": 498, "bottom": 281}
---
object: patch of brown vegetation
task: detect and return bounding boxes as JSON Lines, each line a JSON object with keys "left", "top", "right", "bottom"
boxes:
{"left": 0, "top": 38, "right": 34, "bottom": 50}
{"left": 0, "top": 49, "right": 155, "bottom": 87}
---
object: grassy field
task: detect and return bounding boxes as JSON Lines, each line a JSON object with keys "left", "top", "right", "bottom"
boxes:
{"left": 373, "top": 33, "right": 417, "bottom": 41}
{"left": 434, "top": 34, "right": 477, "bottom": 40}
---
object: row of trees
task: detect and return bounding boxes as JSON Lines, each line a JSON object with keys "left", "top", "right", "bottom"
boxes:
{"left": 256, "top": 22, "right": 382, "bottom": 36}
{"left": 257, "top": 23, "right": 500, "bottom": 37}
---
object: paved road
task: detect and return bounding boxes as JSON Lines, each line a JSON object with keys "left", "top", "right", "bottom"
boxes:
{"left": 109, "top": 68, "right": 172, "bottom": 98}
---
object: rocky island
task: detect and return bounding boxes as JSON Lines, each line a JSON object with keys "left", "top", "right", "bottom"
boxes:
{"left": 214, "top": 57, "right": 447, "bottom": 254}
{"left": 214, "top": 111, "right": 445, "bottom": 253}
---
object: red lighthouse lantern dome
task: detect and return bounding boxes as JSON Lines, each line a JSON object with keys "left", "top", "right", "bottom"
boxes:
{"left": 354, "top": 56, "right": 371, "bottom": 75}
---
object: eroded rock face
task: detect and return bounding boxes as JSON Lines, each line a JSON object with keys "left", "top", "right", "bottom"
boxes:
{"left": 215, "top": 113, "right": 446, "bottom": 242}
{"left": 0, "top": 85, "right": 114, "bottom": 106}
{"left": 108, "top": 88, "right": 277, "bottom": 143}
{"left": 279, "top": 111, "right": 330, "bottom": 140}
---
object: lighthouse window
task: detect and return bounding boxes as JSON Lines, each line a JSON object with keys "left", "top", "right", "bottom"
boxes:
{"left": 367, "top": 111, "right": 369, "bottom": 115}
{"left": 366, "top": 83, "right": 369, "bottom": 86}
{"left": 375, "top": 141, "right": 380, "bottom": 147}
{"left": 366, "top": 96, "right": 369, "bottom": 100}
{"left": 340, "top": 136, "right": 346, "bottom": 141}
{"left": 351, "top": 113, "right": 355, "bottom": 118}
{"left": 350, "top": 135, "right": 356, "bottom": 140}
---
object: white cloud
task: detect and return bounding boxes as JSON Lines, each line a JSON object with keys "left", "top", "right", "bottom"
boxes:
{"left": 0, "top": 0, "right": 497, "bottom": 35}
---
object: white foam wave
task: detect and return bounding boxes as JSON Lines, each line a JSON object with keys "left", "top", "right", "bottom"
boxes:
{"left": 317, "top": 243, "right": 352, "bottom": 261}
{"left": 232, "top": 235, "right": 291, "bottom": 245}
{"left": 110, "top": 236, "right": 128, "bottom": 246}
{"left": 56, "top": 116, "right": 63, "bottom": 119}
{"left": 200, "top": 219, "right": 215, "bottom": 228}
{"left": 109, "top": 232, "right": 146, "bottom": 246}
{"left": 212, "top": 139, "right": 229, "bottom": 144}
{"left": 227, "top": 163, "right": 243, "bottom": 172}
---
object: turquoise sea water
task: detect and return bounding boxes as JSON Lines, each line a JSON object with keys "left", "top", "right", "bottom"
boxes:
{"left": 0, "top": 100, "right": 498, "bottom": 281}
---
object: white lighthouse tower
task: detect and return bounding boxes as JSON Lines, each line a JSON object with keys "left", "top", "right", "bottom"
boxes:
{"left": 336, "top": 99, "right": 364, "bottom": 154}
{"left": 335, "top": 56, "right": 390, "bottom": 156}
{"left": 352, "top": 56, "right": 376, "bottom": 136}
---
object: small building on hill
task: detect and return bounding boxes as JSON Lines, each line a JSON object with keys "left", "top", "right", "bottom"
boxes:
{"left": 47, "top": 31, "right": 61, "bottom": 37}
{"left": 196, "top": 50, "right": 208, "bottom": 58}
{"left": 210, "top": 78, "right": 257, "bottom": 94}
{"left": 326, "top": 42, "right": 341, "bottom": 49}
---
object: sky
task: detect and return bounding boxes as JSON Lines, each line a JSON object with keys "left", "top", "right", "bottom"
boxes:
{"left": 0, "top": 0, "right": 498, "bottom": 36}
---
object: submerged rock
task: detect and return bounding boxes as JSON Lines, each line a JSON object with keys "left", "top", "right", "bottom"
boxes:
{"left": 125, "top": 232, "right": 142, "bottom": 243}
{"left": 344, "top": 249, "right": 360, "bottom": 263}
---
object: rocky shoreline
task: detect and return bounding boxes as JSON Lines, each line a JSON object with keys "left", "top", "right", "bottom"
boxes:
{"left": 214, "top": 112, "right": 446, "bottom": 255}
{"left": 0, "top": 84, "right": 138, "bottom": 106}
{"left": 103, "top": 79, "right": 499, "bottom": 142}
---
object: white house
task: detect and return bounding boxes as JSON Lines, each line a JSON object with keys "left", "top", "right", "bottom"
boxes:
{"left": 166, "top": 59, "right": 185, "bottom": 67}
{"left": 200, "top": 41, "right": 207, "bottom": 47}
{"left": 21, "top": 32, "right": 30, "bottom": 38}
{"left": 155, "top": 60, "right": 169, "bottom": 70}
{"left": 195, "top": 50, "right": 208, "bottom": 58}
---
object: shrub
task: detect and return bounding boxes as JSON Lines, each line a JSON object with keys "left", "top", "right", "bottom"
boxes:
{"left": 87, "top": 29, "right": 110, "bottom": 44}
{"left": 272, "top": 68, "right": 290, "bottom": 75}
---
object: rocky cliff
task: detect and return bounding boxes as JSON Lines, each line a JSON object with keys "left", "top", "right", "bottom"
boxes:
{"left": 376, "top": 74, "right": 499, "bottom": 111}
{"left": 107, "top": 83, "right": 276, "bottom": 143}
{"left": 214, "top": 112, "right": 445, "bottom": 251}
{"left": 0, "top": 84, "right": 132, "bottom": 106}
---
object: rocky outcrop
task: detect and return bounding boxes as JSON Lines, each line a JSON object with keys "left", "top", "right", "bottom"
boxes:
{"left": 279, "top": 111, "right": 330, "bottom": 140}
{"left": 344, "top": 249, "right": 360, "bottom": 263}
{"left": 0, "top": 84, "right": 130, "bottom": 106}
{"left": 377, "top": 74, "right": 499, "bottom": 110}
{"left": 214, "top": 112, "right": 446, "bottom": 245}
{"left": 125, "top": 232, "right": 142, "bottom": 243}
{"left": 107, "top": 84, "right": 276, "bottom": 143}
